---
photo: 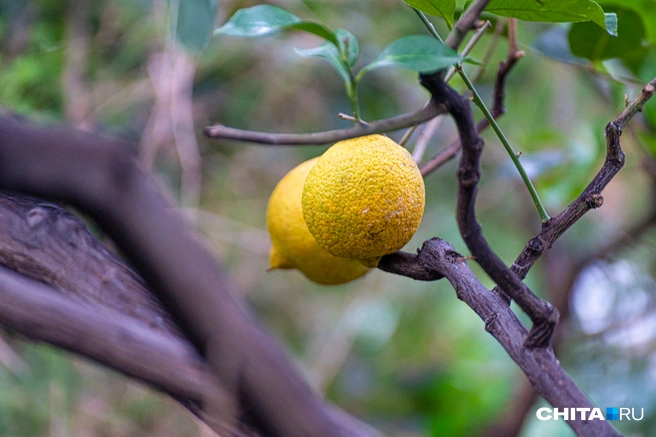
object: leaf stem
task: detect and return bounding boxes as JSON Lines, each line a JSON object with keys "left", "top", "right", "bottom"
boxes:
{"left": 346, "top": 80, "right": 361, "bottom": 122}
{"left": 412, "top": 8, "right": 549, "bottom": 222}
{"left": 339, "top": 38, "right": 362, "bottom": 122}
{"left": 413, "top": 8, "right": 444, "bottom": 43}
{"left": 457, "top": 66, "right": 550, "bottom": 222}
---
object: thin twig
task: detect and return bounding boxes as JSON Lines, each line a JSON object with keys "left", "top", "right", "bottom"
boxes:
{"left": 412, "top": 116, "right": 443, "bottom": 163}
{"left": 445, "top": 0, "right": 491, "bottom": 50}
{"left": 204, "top": 102, "right": 445, "bottom": 145}
{"left": 413, "top": 8, "right": 442, "bottom": 42}
{"left": 506, "top": 77, "right": 656, "bottom": 283}
{"left": 338, "top": 113, "right": 370, "bottom": 126}
{"left": 419, "top": 137, "right": 462, "bottom": 175}
{"left": 171, "top": 50, "right": 202, "bottom": 214}
{"left": 616, "top": 81, "right": 656, "bottom": 129}
{"left": 469, "top": 19, "right": 505, "bottom": 84}
{"left": 398, "top": 124, "right": 417, "bottom": 147}
{"left": 204, "top": 2, "right": 491, "bottom": 147}
{"left": 444, "top": 20, "right": 491, "bottom": 82}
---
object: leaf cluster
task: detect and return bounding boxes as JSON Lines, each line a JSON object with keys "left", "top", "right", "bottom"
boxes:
{"left": 211, "top": 0, "right": 638, "bottom": 120}
{"left": 215, "top": 5, "right": 464, "bottom": 120}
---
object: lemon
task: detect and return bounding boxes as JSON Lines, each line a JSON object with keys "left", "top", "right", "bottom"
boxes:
{"left": 266, "top": 157, "right": 370, "bottom": 285}
{"left": 302, "top": 135, "right": 425, "bottom": 267}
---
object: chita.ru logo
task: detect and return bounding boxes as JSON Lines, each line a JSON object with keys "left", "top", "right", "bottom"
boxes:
{"left": 536, "top": 407, "right": 644, "bottom": 421}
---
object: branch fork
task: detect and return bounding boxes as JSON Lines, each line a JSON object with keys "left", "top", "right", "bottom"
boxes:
{"left": 418, "top": 71, "right": 560, "bottom": 348}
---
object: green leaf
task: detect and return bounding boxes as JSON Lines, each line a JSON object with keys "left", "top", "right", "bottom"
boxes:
{"left": 214, "top": 5, "right": 338, "bottom": 46}
{"left": 485, "top": 0, "right": 613, "bottom": 34}
{"left": 295, "top": 43, "right": 351, "bottom": 85}
{"left": 358, "top": 35, "right": 462, "bottom": 78}
{"left": 286, "top": 22, "right": 338, "bottom": 45}
{"left": 533, "top": 27, "right": 587, "bottom": 65}
{"left": 403, "top": 0, "right": 456, "bottom": 28}
{"left": 614, "top": 0, "right": 656, "bottom": 43}
{"left": 335, "top": 29, "right": 359, "bottom": 67}
{"left": 170, "top": 0, "right": 218, "bottom": 54}
{"left": 568, "top": 6, "right": 646, "bottom": 61}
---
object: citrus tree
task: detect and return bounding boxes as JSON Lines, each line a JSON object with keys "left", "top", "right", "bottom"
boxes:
{"left": 0, "top": 1, "right": 655, "bottom": 436}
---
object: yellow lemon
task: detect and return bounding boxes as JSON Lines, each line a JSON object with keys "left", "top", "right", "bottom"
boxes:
{"left": 266, "top": 157, "right": 370, "bottom": 285}
{"left": 302, "top": 135, "right": 425, "bottom": 267}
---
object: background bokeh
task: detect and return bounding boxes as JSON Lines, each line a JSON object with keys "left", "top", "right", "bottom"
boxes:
{"left": 1, "top": 0, "right": 656, "bottom": 436}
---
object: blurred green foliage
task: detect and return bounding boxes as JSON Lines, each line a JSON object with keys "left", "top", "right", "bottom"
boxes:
{"left": 1, "top": 1, "right": 656, "bottom": 436}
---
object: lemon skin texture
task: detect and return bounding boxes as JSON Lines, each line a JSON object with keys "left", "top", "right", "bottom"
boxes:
{"left": 302, "top": 135, "right": 425, "bottom": 267}
{"left": 266, "top": 158, "right": 370, "bottom": 285}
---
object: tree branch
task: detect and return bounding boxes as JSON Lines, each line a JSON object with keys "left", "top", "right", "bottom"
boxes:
{"left": 507, "top": 78, "right": 656, "bottom": 283}
{"left": 420, "top": 38, "right": 524, "bottom": 176}
{"left": 0, "top": 116, "right": 362, "bottom": 437}
{"left": 203, "top": 101, "right": 445, "bottom": 145}
{"left": 415, "top": 238, "right": 621, "bottom": 437}
{"left": 0, "top": 265, "right": 207, "bottom": 402}
{"left": 477, "top": 82, "right": 656, "bottom": 437}
{"left": 0, "top": 190, "right": 180, "bottom": 335}
{"left": 204, "top": 0, "right": 494, "bottom": 148}
{"left": 419, "top": 74, "right": 559, "bottom": 348}
{"left": 445, "top": 0, "right": 491, "bottom": 50}
{"left": 377, "top": 250, "right": 444, "bottom": 281}
{"left": 203, "top": 0, "right": 495, "bottom": 147}
{"left": 0, "top": 254, "right": 382, "bottom": 437}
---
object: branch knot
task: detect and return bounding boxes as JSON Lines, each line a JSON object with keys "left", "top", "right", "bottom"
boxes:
{"left": 484, "top": 313, "right": 500, "bottom": 334}
{"left": 586, "top": 193, "right": 604, "bottom": 209}
{"left": 527, "top": 237, "right": 546, "bottom": 254}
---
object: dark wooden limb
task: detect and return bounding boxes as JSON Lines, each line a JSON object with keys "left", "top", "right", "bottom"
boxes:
{"left": 420, "top": 39, "right": 525, "bottom": 177}
{"left": 0, "top": 259, "right": 382, "bottom": 437}
{"left": 418, "top": 74, "right": 559, "bottom": 348}
{"left": 0, "top": 191, "right": 179, "bottom": 335}
{"left": 0, "top": 265, "right": 207, "bottom": 402}
{"left": 377, "top": 250, "right": 443, "bottom": 281}
{"left": 416, "top": 238, "right": 621, "bottom": 437}
{"left": 0, "top": 191, "right": 383, "bottom": 437}
{"left": 505, "top": 78, "right": 656, "bottom": 283}
{"left": 0, "top": 116, "right": 365, "bottom": 437}
{"left": 477, "top": 122, "right": 656, "bottom": 437}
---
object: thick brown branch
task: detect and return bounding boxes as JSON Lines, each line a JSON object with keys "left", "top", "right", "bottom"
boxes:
{"left": 416, "top": 238, "right": 621, "bottom": 437}
{"left": 0, "top": 266, "right": 207, "bottom": 401}
{"left": 419, "top": 74, "right": 558, "bottom": 348}
{"left": 377, "top": 250, "right": 443, "bottom": 281}
{"left": 0, "top": 263, "right": 382, "bottom": 437}
{"left": 0, "top": 117, "right": 351, "bottom": 437}
{"left": 0, "top": 192, "right": 383, "bottom": 437}
{"left": 0, "top": 191, "right": 179, "bottom": 335}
